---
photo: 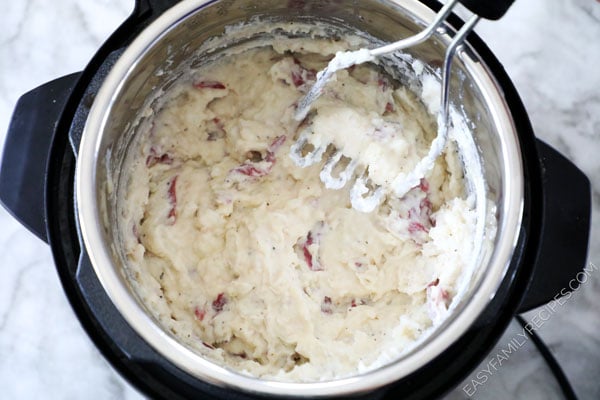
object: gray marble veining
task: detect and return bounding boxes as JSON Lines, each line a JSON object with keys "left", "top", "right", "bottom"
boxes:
{"left": 0, "top": 0, "right": 598, "bottom": 399}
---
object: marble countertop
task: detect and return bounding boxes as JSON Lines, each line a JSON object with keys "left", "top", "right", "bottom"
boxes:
{"left": 0, "top": 0, "right": 598, "bottom": 399}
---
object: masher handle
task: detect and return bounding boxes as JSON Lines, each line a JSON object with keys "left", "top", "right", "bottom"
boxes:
{"left": 459, "top": 0, "right": 516, "bottom": 20}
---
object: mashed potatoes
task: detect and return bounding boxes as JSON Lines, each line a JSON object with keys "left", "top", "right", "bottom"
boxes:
{"left": 118, "top": 36, "right": 478, "bottom": 381}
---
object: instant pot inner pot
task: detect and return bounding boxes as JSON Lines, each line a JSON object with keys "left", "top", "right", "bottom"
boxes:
{"left": 83, "top": 0, "right": 522, "bottom": 394}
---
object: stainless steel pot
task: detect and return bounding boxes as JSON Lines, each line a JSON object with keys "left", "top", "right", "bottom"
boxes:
{"left": 77, "top": 0, "right": 523, "bottom": 396}
{"left": 0, "top": 0, "right": 591, "bottom": 399}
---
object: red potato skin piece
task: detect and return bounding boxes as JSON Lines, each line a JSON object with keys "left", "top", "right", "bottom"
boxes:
{"left": 231, "top": 135, "right": 287, "bottom": 177}
{"left": 269, "top": 135, "right": 287, "bottom": 153}
{"left": 291, "top": 71, "right": 305, "bottom": 87}
{"left": 291, "top": 58, "right": 316, "bottom": 88}
{"left": 378, "top": 77, "right": 390, "bottom": 90}
{"left": 212, "top": 293, "right": 227, "bottom": 313}
{"left": 194, "top": 80, "right": 226, "bottom": 89}
{"left": 167, "top": 176, "right": 178, "bottom": 222}
{"left": 407, "top": 200, "right": 432, "bottom": 234}
{"left": 406, "top": 180, "right": 434, "bottom": 235}
{"left": 146, "top": 153, "right": 173, "bottom": 168}
{"left": 301, "top": 229, "right": 324, "bottom": 271}
{"left": 441, "top": 289, "right": 449, "bottom": 301}
{"left": 302, "top": 232, "right": 315, "bottom": 269}
{"left": 408, "top": 221, "right": 427, "bottom": 234}
{"left": 299, "top": 221, "right": 325, "bottom": 271}
{"left": 419, "top": 178, "right": 430, "bottom": 192}
{"left": 428, "top": 278, "right": 440, "bottom": 288}
{"left": 321, "top": 296, "right": 333, "bottom": 314}
{"left": 194, "top": 307, "right": 206, "bottom": 321}
{"left": 265, "top": 135, "right": 286, "bottom": 163}
{"left": 146, "top": 147, "right": 174, "bottom": 168}
{"left": 350, "top": 298, "right": 366, "bottom": 308}
{"left": 232, "top": 164, "right": 270, "bottom": 177}
{"left": 427, "top": 278, "right": 449, "bottom": 301}
{"left": 420, "top": 198, "right": 432, "bottom": 214}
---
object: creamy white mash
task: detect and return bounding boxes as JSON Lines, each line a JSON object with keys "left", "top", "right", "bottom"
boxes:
{"left": 118, "top": 36, "right": 479, "bottom": 381}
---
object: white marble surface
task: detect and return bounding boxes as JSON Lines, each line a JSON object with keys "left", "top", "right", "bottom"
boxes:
{"left": 0, "top": 0, "right": 598, "bottom": 399}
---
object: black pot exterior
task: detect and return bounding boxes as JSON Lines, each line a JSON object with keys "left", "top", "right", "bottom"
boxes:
{"left": 0, "top": 0, "right": 591, "bottom": 399}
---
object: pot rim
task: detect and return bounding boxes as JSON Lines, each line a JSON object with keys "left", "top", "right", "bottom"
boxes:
{"left": 76, "top": 0, "right": 524, "bottom": 396}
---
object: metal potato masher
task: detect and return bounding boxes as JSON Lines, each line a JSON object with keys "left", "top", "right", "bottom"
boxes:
{"left": 291, "top": 0, "right": 516, "bottom": 212}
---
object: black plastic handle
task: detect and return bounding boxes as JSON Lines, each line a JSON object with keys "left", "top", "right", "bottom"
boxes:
{"left": 0, "top": 73, "right": 81, "bottom": 243}
{"left": 136, "top": 0, "right": 180, "bottom": 17}
{"left": 518, "top": 139, "right": 591, "bottom": 312}
{"left": 459, "top": 0, "right": 516, "bottom": 20}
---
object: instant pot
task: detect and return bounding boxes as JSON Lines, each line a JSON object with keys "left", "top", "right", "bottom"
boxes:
{"left": 0, "top": 0, "right": 591, "bottom": 399}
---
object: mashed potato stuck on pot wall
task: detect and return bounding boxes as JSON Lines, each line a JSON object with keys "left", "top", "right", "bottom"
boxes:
{"left": 118, "top": 35, "right": 482, "bottom": 381}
